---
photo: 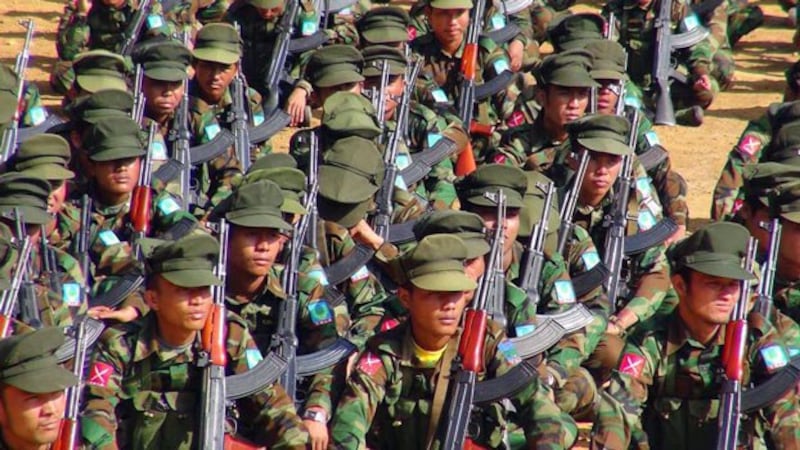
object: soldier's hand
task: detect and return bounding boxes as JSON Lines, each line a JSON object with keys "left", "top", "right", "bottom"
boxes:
{"left": 664, "top": 224, "right": 686, "bottom": 246}
{"left": 303, "top": 417, "right": 329, "bottom": 450}
{"left": 87, "top": 305, "right": 140, "bottom": 323}
{"left": 507, "top": 40, "right": 524, "bottom": 72}
{"left": 693, "top": 74, "right": 711, "bottom": 92}
{"left": 286, "top": 88, "right": 308, "bottom": 127}
{"left": 349, "top": 219, "right": 384, "bottom": 250}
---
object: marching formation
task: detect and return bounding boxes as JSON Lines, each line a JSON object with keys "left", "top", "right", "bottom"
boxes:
{"left": 0, "top": 0, "right": 798, "bottom": 448}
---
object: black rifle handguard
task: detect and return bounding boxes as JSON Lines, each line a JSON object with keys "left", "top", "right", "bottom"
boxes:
{"left": 225, "top": 352, "right": 289, "bottom": 400}
{"left": 16, "top": 115, "right": 66, "bottom": 143}
{"left": 473, "top": 358, "right": 540, "bottom": 404}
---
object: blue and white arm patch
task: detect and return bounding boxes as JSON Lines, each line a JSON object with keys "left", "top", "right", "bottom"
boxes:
{"left": 515, "top": 324, "right": 536, "bottom": 337}
{"left": 204, "top": 123, "right": 221, "bottom": 140}
{"left": 307, "top": 300, "right": 333, "bottom": 325}
{"left": 98, "top": 230, "right": 120, "bottom": 246}
{"left": 245, "top": 348, "right": 264, "bottom": 369}
{"left": 554, "top": 280, "right": 576, "bottom": 304}
{"left": 644, "top": 130, "right": 660, "bottom": 147}
{"left": 307, "top": 268, "right": 329, "bottom": 286}
{"left": 427, "top": 132, "right": 442, "bottom": 148}
{"left": 62, "top": 283, "right": 82, "bottom": 307}
{"left": 146, "top": 14, "right": 164, "bottom": 29}
{"left": 581, "top": 251, "right": 600, "bottom": 270}
{"left": 350, "top": 265, "right": 370, "bottom": 283}
{"left": 157, "top": 196, "right": 181, "bottom": 216}
{"left": 490, "top": 14, "right": 506, "bottom": 29}
{"left": 28, "top": 106, "right": 47, "bottom": 125}
{"left": 497, "top": 339, "right": 521, "bottom": 365}
{"left": 760, "top": 344, "right": 789, "bottom": 374}
{"left": 432, "top": 88, "right": 449, "bottom": 104}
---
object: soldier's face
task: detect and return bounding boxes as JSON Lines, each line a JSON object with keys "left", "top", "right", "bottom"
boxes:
{"left": 48, "top": 181, "right": 68, "bottom": 215}
{"left": 364, "top": 75, "right": 404, "bottom": 119}
{"left": 542, "top": 85, "right": 589, "bottom": 130}
{"left": 778, "top": 219, "right": 800, "bottom": 272}
{"left": 0, "top": 386, "right": 66, "bottom": 448}
{"left": 228, "top": 225, "right": 289, "bottom": 277}
{"left": 143, "top": 77, "right": 184, "bottom": 117}
{"left": 90, "top": 157, "right": 141, "bottom": 196}
{"left": 399, "top": 286, "right": 469, "bottom": 342}
{"left": 427, "top": 7, "right": 469, "bottom": 45}
{"left": 146, "top": 277, "right": 212, "bottom": 332}
{"left": 256, "top": 5, "right": 284, "bottom": 21}
{"left": 580, "top": 152, "right": 622, "bottom": 203}
{"left": 673, "top": 271, "right": 739, "bottom": 326}
{"left": 596, "top": 79, "right": 621, "bottom": 115}
{"left": 101, "top": 0, "right": 127, "bottom": 9}
{"left": 194, "top": 60, "right": 238, "bottom": 103}
{"left": 472, "top": 205, "right": 521, "bottom": 260}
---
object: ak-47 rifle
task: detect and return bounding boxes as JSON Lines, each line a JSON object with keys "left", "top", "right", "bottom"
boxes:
{"left": 14, "top": 211, "right": 41, "bottom": 330}
{"left": 120, "top": 0, "right": 153, "bottom": 57}
{"left": 556, "top": 150, "right": 590, "bottom": 255}
{"left": 482, "top": 0, "right": 528, "bottom": 45}
{"left": 305, "top": 134, "right": 320, "bottom": 250}
{"left": 263, "top": 0, "right": 300, "bottom": 112}
{"left": 40, "top": 224, "right": 63, "bottom": 305}
{"left": 230, "top": 59, "right": 252, "bottom": 172}
{"left": 0, "top": 19, "right": 34, "bottom": 165}
{"left": 603, "top": 110, "right": 639, "bottom": 313}
{"left": 169, "top": 75, "right": 193, "bottom": 209}
{"left": 53, "top": 319, "right": 88, "bottom": 450}
{"left": 440, "top": 190, "right": 506, "bottom": 450}
{"left": 132, "top": 65, "right": 145, "bottom": 124}
{"left": 130, "top": 123, "right": 157, "bottom": 258}
{"left": 0, "top": 234, "right": 33, "bottom": 337}
{"left": 458, "top": 0, "right": 488, "bottom": 133}
{"left": 756, "top": 218, "right": 781, "bottom": 322}
{"left": 371, "top": 62, "right": 398, "bottom": 242}
{"left": 716, "top": 237, "right": 756, "bottom": 450}
{"left": 199, "top": 220, "right": 229, "bottom": 450}
{"left": 517, "top": 181, "right": 555, "bottom": 309}
{"left": 78, "top": 195, "right": 93, "bottom": 303}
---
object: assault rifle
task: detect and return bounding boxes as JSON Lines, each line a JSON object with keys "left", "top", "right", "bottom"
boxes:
{"left": 199, "top": 220, "right": 229, "bottom": 450}
{"left": 305, "top": 133, "right": 320, "bottom": 250}
{"left": 230, "top": 63, "right": 252, "bottom": 172}
{"left": 120, "top": 0, "right": 153, "bottom": 57}
{"left": 14, "top": 212, "right": 41, "bottom": 330}
{"left": 40, "top": 225, "right": 63, "bottom": 307}
{"left": 130, "top": 123, "right": 157, "bottom": 258}
{"left": 0, "top": 234, "right": 33, "bottom": 337}
{"left": 603, "top": 110, "right": 639, "bottom": 313}
{"left": 78, "top": 195, "right": 93, "bottom": 303}
{"left": 651, "top": 0, "right": 710, "bottom": 125}
{"left": 372, "top": 62, "right": 401, "bottom": 241}
{"left": 755, "top": 218, "right": 781, "bottom": 322}
{"left": 441, "top": 190, "right": 506, "bottom": 450}
{"left": 132, "top": 65, "right": 145, "bottom": 124}
{"left": 556, "top": 150, "right": 590, "bottom": 255}
{"left": 53, "top": 319, "right": 88, "bottom": 450}
{"left": 482, "top": 0, "right": 528, "bottom": 45}
{"left": 716, "top": 237, "right": 756, "bottom": 450}
{"left": 517, "top": 181, "right": 555, "bottom": 310}
{"left": 0, "top": 19, "right": 34, "bottom": 165}
{"left": 168, "top": 76, "right": 193, "bottom": 209}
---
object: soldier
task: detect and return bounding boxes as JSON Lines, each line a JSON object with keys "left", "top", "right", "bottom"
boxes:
{"left": 490, "top": 49, "right": 597, "bottom": 169}
{"left": 594, "top": 222, "right": 800, "bottom": 449}
{"left": 80, "top": 233, "right": 309, "bottom": 448}
{"left": 0, "top": 65, "right": 50, "bottom": 129}
{"left": 690, "top": 0, "right": 736, "bottom": 90}
{"left": 357, "top": 6, "right": 412, "bottom": 48}
{"left": 0, "top": 328, "right": 80, "bottom": 449}
{"left": 59, "top": 50, "right": 130, "bottom": 110}
{"left": 726, "top": 0, "right": 763, "bottom": 46}
{"left": 162, "top": 0, "right": 229, "bottom": 32}
{"left": 188, "top": 23, "right": 251, "bottom": 215}
{"left": 603, "top": 0, "right": 716, "bottom": 127}
{"left": 330, "top": 234, "right": 577, "bottom": 448}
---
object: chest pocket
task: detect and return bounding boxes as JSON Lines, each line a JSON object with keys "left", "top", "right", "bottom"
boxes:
{"left": 87, "top": 8, "right": 127, "bottom": 51}
{"left": 376, "top": 365, "right": 433, "bottom": 449}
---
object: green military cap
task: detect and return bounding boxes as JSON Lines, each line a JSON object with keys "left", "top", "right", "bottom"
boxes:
{"left": 193, "top": 23, "right": 242, "bottom": 65}
{"left": 742, "top": 162, "right": 800, "bottom": 206}
{"left": 413, "top": 210, "right": 489, "bottom": 259}
{"left": 72, "top": 50, "right": 129, "bottom": 93}
{"left": 307, "top": 45, "right": 365, "bottom": 88}
{"left": 766, "top": 101, "right": 800, "bottom": 131}
{"left": 322, "top": 91, "right": 382, "bottom": 139}
{"left": 134, "top": 39, "right": 191, "bottom": 82}
{"left": 362, "top": 45, "right": 407, "bottom": 77}
{"left": 225, "top": 180, "right": 293, "bottom": 231}
{"left": 147, "top": 233, "right": 221, "bottom": 287}
{"left": 518, "top": 171, "right": 560, "bottom": 239}
{"left": 548, "top": 13, "right": 605, "bottom": 52}
{"left": 429, "top": 0, "right": 473, "bottom": 9}
{"left": 318, "top": 197, "right": 371, "bottom": 229}
{"left": 0, "top": 65, "right": 18, "bottom": 92}
{"left": 65, "top": 89, "right": 134, "bottom": 124}
{"left": 669, "top": 222, "right": 755, "bottom": 280}
{"left": 249, "top": 0, "right": 284, "bottom": 8}
{"left": 84, "top": 116, "right": 146, "bottom": 162}
{"left": 248, "top": 152, "right": 298, "bottom": 172}
{"left": 766, "top": 122, "right": 800, "bottom": 164}
{"left": 14, "top": 134, "right": 75, "bottom": 181}
{"left": 535, "top": 48, "right": 598, "bottom": 88}
{"left": 358, "top": 6, "right": 411, "bottom": 44}
{"left": 0, "top": 327, "right": 78, "bottom": 394}
{"left": 566, "top": 114, "right": 631, "bottom": 156}
{"left": 399, "top": 234, "right": 477, "bottom": 291}
{"left": 769, "top": 181, "right": 800, "bottom": 224}
{"left": 0, "top": 66, "right": 18, "bottom": 125}
{"left": 457, "top": 164, "right": 528, "bottom": 209}
{"left": 585, "top": 39, "right": 628, "bottom": 81}
{"left": 245, "top": 167, "right": 307, "bottom": 215}
{"left": 0, "top": 173, "right": 52, "bottom": 225}
{"left": 319, "top": 136, "right": 384, "bottom": 203}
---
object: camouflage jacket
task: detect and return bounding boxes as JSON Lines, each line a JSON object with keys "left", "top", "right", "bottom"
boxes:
{"left": 80, "top": 312, "right": 308, "bottom": 449}
{"left": 408, "top": 0, "right": 534, "bottom": 46}
{"left": 330, "top": 321, "right": 576, "bottom": 449}
{"left": 596, "top": 311, "right": 800, "bottom": 449}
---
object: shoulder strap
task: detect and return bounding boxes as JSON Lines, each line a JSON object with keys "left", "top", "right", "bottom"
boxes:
{"left": 425, "top": 333, "right": 460, "bottom": 450}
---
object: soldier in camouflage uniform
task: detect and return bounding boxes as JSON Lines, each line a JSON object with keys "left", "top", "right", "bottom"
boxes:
{"left": 725, "top": 0, "right": 764, "bottom": 46}
{"left": 0, "top": 328, "right": 80, "bottom": 449}
{"left": 363, "top": 45, "right": 467, "bottom": 210}
{"left": 690, "top": 0, "right": 736, "bottom": 90}
{"left": 331, "top": 233, "right": 577, "bottom": 448}
{"left": 603, "top": 0, "right": 717, "bottom": 127}
{"left": 53, "top": 0, "right": 170, "bottom": 95}
{"left": 188, "top": 23, "right": 252, "bottom": 215}
{"left": 162, "top": 0, "right": 229, "bottom": 34}
{"left": 594, "top": 222, "right": 800, "bottom": 449}
{"left": 80, "top": 233, "right": 309, "bottom": 448}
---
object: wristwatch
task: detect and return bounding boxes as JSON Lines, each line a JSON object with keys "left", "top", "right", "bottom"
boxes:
{"left": 302, "top": 409, "right": 328, "bottom": 424}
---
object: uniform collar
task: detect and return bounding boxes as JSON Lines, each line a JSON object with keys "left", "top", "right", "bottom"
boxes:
{"left": 665, "top": 312, "right": 726, "bottom": 356}
{"left": 133, "top": 314, "right": 199, "bottom": 363}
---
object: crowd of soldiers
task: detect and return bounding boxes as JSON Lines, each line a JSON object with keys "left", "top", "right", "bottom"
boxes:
{"left": 0, "top": 0, "right": 799, "bottom": 448}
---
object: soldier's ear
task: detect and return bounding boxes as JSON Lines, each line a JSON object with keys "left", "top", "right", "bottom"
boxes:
{"left": 143, "top": 287, "right": 159, "bottom": 311}
{"left": 671, "top": 272, "right": 688, "bottom": 299}
{"left": 397, "top": 286, "right": 411, "bottom": 309}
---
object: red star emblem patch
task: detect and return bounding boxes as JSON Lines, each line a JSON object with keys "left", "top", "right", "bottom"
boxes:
{"left": 737, "top": 135, "right": 761, "bottom": 158}
{"left": 357, "top": 352, "right": 383, "bottom": 376}
{"left": 618, "top": 353, "right": 645, "bottom": 378}
{"left": 88, "top": 362, "right": 114, "bottom": 387}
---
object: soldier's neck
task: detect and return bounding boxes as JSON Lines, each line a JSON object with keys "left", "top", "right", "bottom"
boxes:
{"left": 677, "top": 307, "right": 719, "bottom": 346}
{"left": 226, "top": 272, "right": 268, "bottom": 298}
{"left": 440, "top": 36, "right": 464, "bottom": 55}
{"left": 776, "top": 258, "right": 800, "bottom": 282}
{"left": 155, "top": 318, "right": 197, "bottom": 348}
{"left": 0, "top": 430, "right": 50, "bottom": 450}
{"left": 98, "top": 190, "right": 132, "bottom": 209}
{"left": 411, "top": 326, "right": 450, "bottom": 352}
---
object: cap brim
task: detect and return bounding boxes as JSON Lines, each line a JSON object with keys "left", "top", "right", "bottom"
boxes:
{"left": 76, "top": 75, "right": 128, "bottom": 94}
{"left": 465, "top": 189, "right": 524, "bottom": 209}
{"left": 318, "top": 198, "right": 370, "bottom": 228}
{"left": 314, "top": 72, "right": 365, "bottom": 88}
{"left": 89, "top": 147, "right": 147, "bottom": 162}
{"left": 319, "top": 165, "right": 379, "bottom": 203}
{"left": 685, "top": 262, "right": 755, "bottom": 281}
{"left": 5, "top": 365, "right": 77, "bottom": 394}
{"left": 429, "top": 0, "right": 473, "bottom": 9}
{"left": 162, "top": 269, "right": 221, "bottom": 288}
{"left": 462, "top": 237, "right": 490, "bottom": 259}
{"left": 0, "top": 205, "right": 51, "bottom": 225}
{"left": 145, "top": 67, "right": 187, "bottom": 82}
{"left": 780, "top": 211, "right": 800, "bottom": 224}
{"left": 411, "top": 271, "right": 477, "bottom": 292}
{"left": 362, "top": 28, "right": 409, "bottom": 44}
{"left": 192, "top": 48, "right": 239, "bottom": 65}
{"left": 226, "top": 211, "right": 293, "bottom": 231}
{"left": 591, "top": 69, "right": 627, "bottom": 81}
{"left": 281, "top": 197, "right": 308, "bottom": 215}
{"left": 577, "top": 137, "right": 631, "bottom": 156}
{"left": 20, "top": 165, "right": 75, "bottom": 181}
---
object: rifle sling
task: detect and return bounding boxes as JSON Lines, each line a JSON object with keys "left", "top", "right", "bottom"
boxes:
{"left": 474, "top": 70, "right": 514, "bottom": 101}
{"left": 89, "top": 273, "right": 144, "bottom": 308}
{"left": 571, "top": 263, "right": 610, "bottom": 298}
{"left": 623, "top": 218, "right": 678, "bottom": 255}
{"left": 324, "top": 243, "right": 375, "bottom": 286}
{"left": 399, "top": 137, "right": 459, "bottom": 186}
{"left": 481, "top": 23, "right": 520, "bottom": 46}
{"left": 16, "top": 115, "right": 66, "bottom": 143}
{"left": 225, "top": 351, "right": 289, "bottom": 400}
{"left": 741, "top": 356, "right": 800, "bottom": 413}
{"left": 637, "top": 145, "right": 669, "bottom": 172}
{"left": 425, "top": 333, "right": 460, "bottom": 450}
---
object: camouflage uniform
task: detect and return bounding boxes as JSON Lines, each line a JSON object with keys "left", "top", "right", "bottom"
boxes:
{"left": 162, "top": 0, "right": 229, "bottom": 31}
{"left": 0, "top": 65, "right": 49, "bottom": 128}
{"left": 691, "top": 0, "right": 736, "bottom": 89}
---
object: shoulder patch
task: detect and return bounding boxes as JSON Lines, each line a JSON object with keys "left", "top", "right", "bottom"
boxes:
{"left": 300, "top": 16, "right": 318, "bottom": 36}
{"left": 408, "top": 25, "right": 417, "bottom": 41}
{"left": 426, "top": 132, "right": 442, "bottom": 148}
{"left": 490, "top": 13, "right": 506, "bottom": 29}
{"left": 681, "top": 12, "right": 700, "bottom": 31}
{"left": 88, "top": 361, "right": 114, "bottom": 387}
{"left": 350, "top": 265, "right": 370, "bottom": 283}
{"left": 29, "top": 106, "right": 46, "bottom": 125}
{"left": 151, "top": 138, "right": 168, "bottom": 161}
{"left": 644, "top": 130, "right": 660, "bottom": 147}
{"left": 514, "top": 324, "right": 536, "bottom": 337}
{"left": 204, "top": 123, "right": 221, "bottom": 141}
{"left": 157, "top": 196, "right": 181, "bottom": 216}
{"left": 431, "top": 88, "right": 449, "bottom": 104}
{"left": 380, "top": 318, "right": 400, "bottom": 332}
{"left": 98, "top": 230, "right": 120, "bottom": 246}
{"left": 497, "top": 339, "right": 522, "bottom": 365}
{"left": 635, "top": 177, "right": 653, "bottom": 198}
{"left": 356, "top": 351, "right": 383, "bottom": 376}
{"left": 307, "top": 300, "right": 333, "bottom": 325}
{"left": 492, "top": 57, "right": 510, "bottom": 74}
{"left": 506, "top": 110, "right": 525, "bottom": 128}
{"left": 581, "top": 251, "right": 601, "bottom": 269}
{"left": 737, "top": 135, "right": 762, "bottom": 158}
{"left": 62, "top": 283, "right": 82, "bottom": 307}
{"left": 253, "top": 110, "right": 265, "bottom": 126}
{"left": 624, "top": 95, "right": 642, "bottom": 109}
{"left": 637, "top": 210, "right": 657, "bottom": 231}
{"left": 618, "top": 352, "right": 646, "bottom": 378}
{"left": 146, "top": 14, "right": 164, "bottom": 29}
{"left": 554, "top": 280, "right": 576, "bottom": 304}
{"left": 307, "top": 267, "right": 329, "bottom": 286}
{"left": 760, "top": 344, "right": 789, "bottom": 374}
{"left": 245, "top": 348, "right": 263, "bottom": 369}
